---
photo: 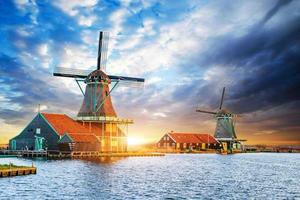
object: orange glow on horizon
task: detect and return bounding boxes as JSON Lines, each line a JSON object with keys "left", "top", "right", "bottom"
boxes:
{"left": 127, "top": 136, "right": 149, "bottom": 146}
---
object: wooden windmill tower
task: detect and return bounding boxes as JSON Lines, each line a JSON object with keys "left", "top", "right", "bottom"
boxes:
{"left": 196, "top": 87, "right": 245, "bottom": 153}
{"left": 54, "top": 31, "right": 145, "bottom": 152}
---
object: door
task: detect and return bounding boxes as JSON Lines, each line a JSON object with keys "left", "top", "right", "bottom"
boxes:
{"left": 11, "top": 140, "right": 16, "bottom": 150}
{"left": 222, "top": 142, "right": 227, "bottom": 151}
{"left": 34, "top": 136, "right": 44, "bottom": 150}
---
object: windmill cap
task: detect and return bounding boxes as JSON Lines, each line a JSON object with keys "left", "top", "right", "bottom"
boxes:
{"left": 86, "top": 69, "right": 111, "bottom": 83}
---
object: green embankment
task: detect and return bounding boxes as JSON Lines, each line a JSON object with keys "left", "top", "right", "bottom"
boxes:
{"left": 0, "top": 164, "right": 28, "bottom": 170}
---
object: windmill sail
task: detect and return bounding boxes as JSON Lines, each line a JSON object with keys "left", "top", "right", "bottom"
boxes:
{"left": 97, "top": 31, "right": 109, "bottom": 71}
{"left": 53, "top": 67, "right": 91, "bottom": 78}
{"left": 54, "top": 67, "right": 145, "bottom": 87}
{"left": 196, "top": 109, "right": 217, "bottom": 115}
{"left": 219, "top": 87, "right": 225, "bottom": 110}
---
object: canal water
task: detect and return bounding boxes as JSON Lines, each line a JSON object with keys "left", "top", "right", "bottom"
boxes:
{"left": 0, "top": 153, "right": 299, "bottom": 200}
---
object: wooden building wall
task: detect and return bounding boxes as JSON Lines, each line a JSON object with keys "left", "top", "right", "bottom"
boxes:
{"left": 58, "top": 142, "right": 101, "bottom": 152}
{"left": 82, "top": 122, "right": 127, "bottom": 152}
{"left": 9, "top": 114, "right": 60, "bottom": 150}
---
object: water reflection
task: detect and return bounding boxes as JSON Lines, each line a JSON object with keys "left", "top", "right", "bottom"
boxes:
{"left": 81, "top": 156, "right": 127, "bottom": 164}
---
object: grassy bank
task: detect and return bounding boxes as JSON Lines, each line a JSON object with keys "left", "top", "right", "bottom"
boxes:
{"left": 0, "top": 164, "right": 28, "bottom": 170}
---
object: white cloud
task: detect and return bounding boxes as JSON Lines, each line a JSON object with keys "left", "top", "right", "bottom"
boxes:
{"left": 137, "top": 19, "right": 156, "bottom": 36}
{"left": 115, "top": 18, "right": 156, "bottom": 51}
{"left": 52, "top": 0, "right": 98, "bottom": 16}
{"left": 81, "top": 30, "right": 98, "bottom": 44}
{"left": 34, "top": 105, "right": 48, "bottom": 112}
{"left": 153, "top": 112, "right": 167, "bottom": 118}
{"left": 146, "top": 77, "right": 162, "bottom": 85}
{"left": 108, "top": 8, "right": 130, "bottom": 51}
{"left": 59, "top": 44, "right": 96, "bottom": 69}
{"left": 38, "top": 44, "right": 48, "bottom": 56}
{"left": 14, "top": 0, "right": 39, "bottom": 24}
{"left": 36, "top": 43, "right": 52, "bottom": 69}
{"left": 78, "top": 15, "right": 97, "bottom": 27}
{"left": 16, "top": 26, "right": 33, "bottom": 37}
{"left": 107, "top": 1, "right": 275, "bottom": 79}
{"left": 14, "top": 0, "right": 29, "bottom": 9}
{"left": 14, "top": 40, "right": 26, "bottom": 49}
{"left": 52, "top": 0, "right": 98, "bottom": 27}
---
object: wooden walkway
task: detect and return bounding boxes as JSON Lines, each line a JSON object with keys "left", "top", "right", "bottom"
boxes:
{"left": 49, "top": 151, "right": 165, "bottom": 158}
{"left": 0, "top": 167, "right": 36, "bottom": 178}
{"left": 0, "top": 150, "right": 164, "bottom": 159}
{"left": 0, "top": 150, "right": 47, "bottom": 157}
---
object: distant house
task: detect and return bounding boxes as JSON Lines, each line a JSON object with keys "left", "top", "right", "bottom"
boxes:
{"left": 157, "top": 132, "right": 219, "bottom": 151}
{"left": 9, "top": 112, "right": 104, "bottom": 152}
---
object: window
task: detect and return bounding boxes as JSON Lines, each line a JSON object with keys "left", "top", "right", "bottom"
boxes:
{"left": 164, "top": 136, "right": 166, "bottom": 141}
{"left": 36, "top": 128, "right": 41, "bottom": 134}
{"left": 167, "top": 137, "right": 169, "bottom": 141}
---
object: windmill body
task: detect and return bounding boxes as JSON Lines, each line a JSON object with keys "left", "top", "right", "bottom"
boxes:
{"left": 77, "top": 70, "right": 117, "bottom": 117}
{"left": 214, "top": 112, "right": 237, "bottom": 140}
{"left": 196, "top": 88, "right": 245, "bottom": 153}
{"left": 54, "top": 31, "right": 144, "bottom": 152}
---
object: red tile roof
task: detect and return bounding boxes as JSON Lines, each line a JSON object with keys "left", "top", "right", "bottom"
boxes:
{"left": 168, "top": 132, "right": 218, "bottom": 144}
{"left": 67, "top": 133, "right": 99, "bottom": 143}
{"left": 41, "top": 113, "right": 91, "bottom": 135}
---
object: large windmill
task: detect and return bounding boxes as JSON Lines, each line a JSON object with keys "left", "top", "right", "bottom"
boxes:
{"left": 196, "top": 87, "right": 245, "bottom": 153}
{"left": 53, "top": 31, "right": 145, "bottom": 152}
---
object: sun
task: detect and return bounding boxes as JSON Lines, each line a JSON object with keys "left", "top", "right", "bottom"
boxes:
{"left": 127, "top": 137, "right": 144, "bottom": 146}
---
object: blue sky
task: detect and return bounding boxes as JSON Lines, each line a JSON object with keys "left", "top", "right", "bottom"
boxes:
{"left": 0, "top": 0, "right": 300, "bottom": 145}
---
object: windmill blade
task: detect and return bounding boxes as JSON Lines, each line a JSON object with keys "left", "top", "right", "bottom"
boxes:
{"left": 53, "top": 67, "right": 91, "bottom": 79}
{"left": 219, "top": 87, "right": 226, "bottom": 110}
{"left": 97, "top": 31, "right": 109, "bottom": 72}
{"left": 111, "top": 79, "right": 144, "bottom": 88}
{"left": 108, "top": 75, "right": 145, "bottom": 82}
{"left": 109, "top": 75, "right": 145, "bottom": 88}
{"left": 196, "top": 109, "right": 217, "bottom": 115}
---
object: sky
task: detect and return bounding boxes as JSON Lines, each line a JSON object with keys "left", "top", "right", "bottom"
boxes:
{"left": 0, "top": 0, "right": 299, "bottom": 145}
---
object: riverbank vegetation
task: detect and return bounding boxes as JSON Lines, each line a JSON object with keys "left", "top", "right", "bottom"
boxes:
{"left": 0, "top": 164, "right": 27, "bottom": 170}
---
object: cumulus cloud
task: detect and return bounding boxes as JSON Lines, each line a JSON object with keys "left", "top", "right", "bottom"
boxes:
{"left": 52, "top": 0, "right": 98, "bottom": 16}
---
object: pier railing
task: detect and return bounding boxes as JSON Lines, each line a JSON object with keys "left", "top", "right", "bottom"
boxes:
{"left": 0, "top": 150, "right": 164, "bottom": 159}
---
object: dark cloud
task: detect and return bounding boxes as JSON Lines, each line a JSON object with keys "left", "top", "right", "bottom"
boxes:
{"left": 0, "top": 54, "right": 81, "bottom": 124}
{"left": 259, "top": 0, "right": 293, "bottom": 26}
{"left": 186, "top": 1, "right": 300, "bottom": 113}
{"left": 169, "top": 0, "right": 300, "bottom": 140}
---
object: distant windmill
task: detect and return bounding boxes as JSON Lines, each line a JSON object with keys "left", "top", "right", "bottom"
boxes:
{"left": 53, "top": 31, "right": 145, "bottom": 152}
{"left": 196, "top": 87, "right": 244, "bottom": 153}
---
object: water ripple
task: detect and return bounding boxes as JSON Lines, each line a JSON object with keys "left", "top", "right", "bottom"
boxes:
{"left": 0, "top": 153, "right": 299, "bottom": 200}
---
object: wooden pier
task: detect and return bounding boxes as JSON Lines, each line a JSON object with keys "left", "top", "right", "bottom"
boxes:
{"left": 48, "top": 151, "right": 165, "bottom": 159}
{"left": 0, "top": 150, "right": 47, "bottom": 157}
{"left": 0, "top": 166, "right": 37, "bottom": 178}
{"left": 0, "top": 150, "right": 164, "bottom": 159}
